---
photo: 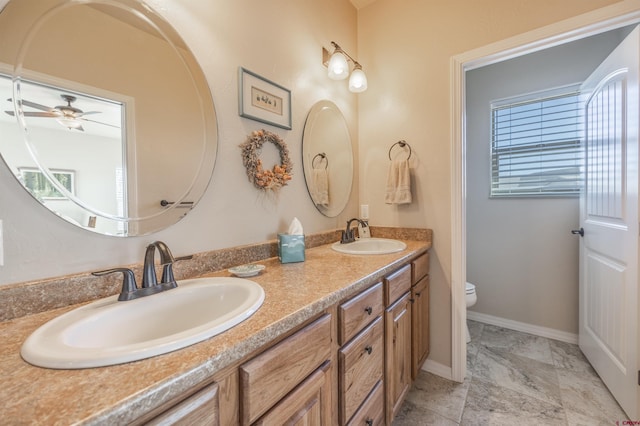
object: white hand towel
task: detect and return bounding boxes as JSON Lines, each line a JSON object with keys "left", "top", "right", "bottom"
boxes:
{"left": 311, "top": 168, "right": 329, "bottom": 207}
{"left": 385, "top": 159, "right": 412, "bottom": 204}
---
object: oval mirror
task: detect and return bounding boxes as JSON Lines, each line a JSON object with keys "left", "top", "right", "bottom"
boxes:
{"left": 302, "top": 100, "right": 353, "bottom": 217}
{"left": 0, "top": 0, "right": 217, "bottom": 236}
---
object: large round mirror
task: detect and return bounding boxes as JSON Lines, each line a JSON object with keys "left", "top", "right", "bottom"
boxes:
{"left": 302, "top": 100, "right": 353, "bottom": 217}
{"left": 0, "top": 0, "right": 217, "bottom": 236}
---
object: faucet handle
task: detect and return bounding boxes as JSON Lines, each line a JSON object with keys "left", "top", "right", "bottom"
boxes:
{"left": 92, "top": 268, "right": 138, "bottom": 302}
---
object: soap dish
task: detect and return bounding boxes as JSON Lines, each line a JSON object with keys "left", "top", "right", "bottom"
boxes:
{"left": 228, "top": 264, "right": 265, "bottom": 278}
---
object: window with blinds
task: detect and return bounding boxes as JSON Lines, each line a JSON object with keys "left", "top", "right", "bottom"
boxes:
{"left": 490, "top": 87, "right": 583, "bottom": 197}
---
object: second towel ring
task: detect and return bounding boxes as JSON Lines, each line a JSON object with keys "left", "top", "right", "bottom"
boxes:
{"left": 388, "top": 140, "right": 412, "bottom": 160}
{"left": 312, "top": 152, "right": 328, "bottom": 169}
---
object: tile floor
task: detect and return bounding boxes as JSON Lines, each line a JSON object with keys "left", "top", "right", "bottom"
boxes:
{"left": 393, "top": 320, "right": 629, "bottom": 425}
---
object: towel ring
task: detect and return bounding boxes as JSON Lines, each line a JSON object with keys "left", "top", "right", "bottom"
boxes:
{"left": 388, "top": 140, "right": 412, "bottom": 161}
{"left": 312, "top": 152, "right": 328, "bottom": 169}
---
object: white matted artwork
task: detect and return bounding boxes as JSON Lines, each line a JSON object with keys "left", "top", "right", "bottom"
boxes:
{"left": 239, "top": 67, "right": 292, "bottom": 130}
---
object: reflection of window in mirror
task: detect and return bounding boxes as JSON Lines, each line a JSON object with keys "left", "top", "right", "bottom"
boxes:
{"left": 18, "top": 167, "right": 75, "bottom": 199}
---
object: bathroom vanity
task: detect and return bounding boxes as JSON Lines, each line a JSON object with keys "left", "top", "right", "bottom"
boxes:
{"left": 0, "top": 229, "right": 431, "bottom": 425}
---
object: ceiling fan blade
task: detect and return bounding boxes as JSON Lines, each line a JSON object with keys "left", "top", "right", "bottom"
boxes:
{"left": 4, "top": 110, "right": 60, "bottom": 118}
{"left": 76, "top": 111, "right": 101, "bottom": 116}
{"left": 20, "top": 99, "right": 55, "bottom": 112}
{"left": 23, "top": 111, "right": 61, "bottom": 117}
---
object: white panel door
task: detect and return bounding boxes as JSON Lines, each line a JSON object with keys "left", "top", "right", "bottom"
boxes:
{"left": 579, "top": 26, "right": 639, "bottom": 419}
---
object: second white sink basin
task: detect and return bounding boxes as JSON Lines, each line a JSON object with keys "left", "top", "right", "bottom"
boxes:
{"left": 331, "top": 238, "right": 407, "bottom": 255}
{"left": 21, "top": 277, "right": 264, "bottom": 369}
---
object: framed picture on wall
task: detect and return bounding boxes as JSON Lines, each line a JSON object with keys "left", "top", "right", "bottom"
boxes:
{"left": 238, "top": 67, "right": 292, "bottom": 130}
{"left": 18, "top": 167, "right": 75, "bottom": 199}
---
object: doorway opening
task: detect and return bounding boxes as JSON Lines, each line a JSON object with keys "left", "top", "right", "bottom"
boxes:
{"left": 450, "top": 3, "right": 640, "bottom": 387}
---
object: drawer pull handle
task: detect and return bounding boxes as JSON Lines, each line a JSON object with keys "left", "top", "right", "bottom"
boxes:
{"left": 416, "top": 291, "right": 422, "bottom": 296}
{"left": 364, "top": 345, "right": 373, "bottom": 355}
{"left": 365, "top": 419, "right": 373, "bottom": 426}
{"left": 364, "top": 306, "right": 373, "bottom": 315}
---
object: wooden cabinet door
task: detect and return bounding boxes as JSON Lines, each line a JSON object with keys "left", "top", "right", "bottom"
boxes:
{"left": 384, "top": 292, "right": 412, "bottom": 424}
{"left": 411, "top": 275, "right": 429, "bottom": 380}
{"left": 254, "top": 361, "right": 332, "bottom": 426}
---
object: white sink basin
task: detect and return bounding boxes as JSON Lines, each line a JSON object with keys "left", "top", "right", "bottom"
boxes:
{"left": 331, "top": 238, "right": 407, "bottom": 255}
{"left": 21, "top": 277, "right": 265, "bottom": 369}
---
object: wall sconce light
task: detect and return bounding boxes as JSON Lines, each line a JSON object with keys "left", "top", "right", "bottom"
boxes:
{"left": 322, "top": 41, "right": 368, "bottom": 93}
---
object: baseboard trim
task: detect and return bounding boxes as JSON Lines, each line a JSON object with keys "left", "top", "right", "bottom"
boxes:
{"left": 421, "top": 359, "right": 454, "bottom": 381}
{"left": 467, "top": 311, "right": 578, "bottom": 344}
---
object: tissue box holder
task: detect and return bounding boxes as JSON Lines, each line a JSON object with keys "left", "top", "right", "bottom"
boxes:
{"left": 278, "top": 234, "right": 305, "bottom": 263}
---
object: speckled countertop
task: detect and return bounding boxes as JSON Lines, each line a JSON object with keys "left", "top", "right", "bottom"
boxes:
{"left": 0, "top": 231, "right": 430, "bottom": 425}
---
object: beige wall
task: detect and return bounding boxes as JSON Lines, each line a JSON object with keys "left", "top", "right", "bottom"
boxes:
{"left": 0, "top": 0, "right": 359, "bottom": 285}
{"left": 356, "top": 0, "right": 623, "bottom": 367}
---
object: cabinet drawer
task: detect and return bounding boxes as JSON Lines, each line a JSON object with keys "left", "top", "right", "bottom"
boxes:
{"left": 412, "top": 252, "right": 430, "bottom": 283}
{"left": 240, "top": 314, "right": 332, "bottom": 424}
{"left": 384, "top": 264, "right": 411, "bottom": 306}
{"left": 346, "top": 380, "right": 384, "bottom": 426}
{"left": 338, "top": 282, "right": 383, "bottom": 345}
{"left": 339, "top": 316, "right": 384, "bottom": 424}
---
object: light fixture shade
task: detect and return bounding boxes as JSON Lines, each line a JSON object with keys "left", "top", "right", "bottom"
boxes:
{"left": 348, "top": 67, "right": 368, "bottom": 93}
{"left": 56, "top": 118, "right": 82, "bottom": 130}
{"left": 328, "top": 51, "right": 349, "bottom": 80}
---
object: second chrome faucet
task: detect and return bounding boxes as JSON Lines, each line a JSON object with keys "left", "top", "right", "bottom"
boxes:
{"left": 93, "top": 241, "right": 191, "bottom": 301}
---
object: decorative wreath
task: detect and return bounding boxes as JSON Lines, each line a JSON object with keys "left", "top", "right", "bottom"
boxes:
{"left": 240, "top": 129, "right": 293, "bottom": 191}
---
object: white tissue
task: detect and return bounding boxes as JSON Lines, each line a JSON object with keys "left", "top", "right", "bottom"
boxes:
{"left": 287, "top": 217, "right": 304, "bottom": 235}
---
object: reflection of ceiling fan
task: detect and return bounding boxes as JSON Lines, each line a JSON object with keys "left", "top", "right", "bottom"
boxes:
{"left": 4, "top": 94, "right": 117, "bottom": 132}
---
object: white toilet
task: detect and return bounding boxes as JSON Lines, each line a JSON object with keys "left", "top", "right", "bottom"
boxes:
{"left": 465, "top": 282, "right": 477, "bottom": 343}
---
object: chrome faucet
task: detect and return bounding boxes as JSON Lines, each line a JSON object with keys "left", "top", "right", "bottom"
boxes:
{"left": 341, "top": 218, "right": 368, "bottom": 244}
{"left": 93, "top": 241, "right": 190, "bottom": 301}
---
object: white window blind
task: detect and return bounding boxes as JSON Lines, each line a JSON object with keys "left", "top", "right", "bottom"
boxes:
{"left": 491, "top": 88, "right": 583, "bottom": 197}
